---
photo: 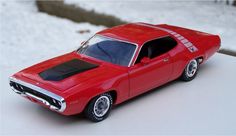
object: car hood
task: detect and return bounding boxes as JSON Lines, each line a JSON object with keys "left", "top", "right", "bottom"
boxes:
{"left": 18, "top": 52, "right": 112, "bottom": 91}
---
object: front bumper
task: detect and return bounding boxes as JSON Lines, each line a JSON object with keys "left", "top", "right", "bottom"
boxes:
{"left": 9, "top": 76, "right": 66, "bottom": 113}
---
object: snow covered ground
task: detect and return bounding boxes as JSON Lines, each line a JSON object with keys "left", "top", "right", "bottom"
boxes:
{"left": 0, "top": 1, "right": 105, "bottom": 71}
{"left": 1, "top": 1, "right": 236, "bottom": 135}
{"left": 66, "top": 0, "right": 236, "bottom": 52}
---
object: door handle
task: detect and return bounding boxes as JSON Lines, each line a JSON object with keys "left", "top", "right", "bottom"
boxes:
{"left": 163, "top": 58, "right": 169, "bottom": 62}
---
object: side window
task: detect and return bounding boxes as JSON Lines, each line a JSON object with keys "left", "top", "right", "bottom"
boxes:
{"left": 135, "top": 36, "right": 177, "bottom": 64}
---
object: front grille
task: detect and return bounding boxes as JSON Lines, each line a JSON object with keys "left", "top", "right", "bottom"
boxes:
{"left": 10, "top": 81, "right": 24, "bottom": 93}
{"left": 9, "top": 77, "right": 66, "bottom": 112}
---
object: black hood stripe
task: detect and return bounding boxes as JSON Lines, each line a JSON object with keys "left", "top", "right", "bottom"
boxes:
{"left": 39, "top": 59, "right": 99, "bottom": 81}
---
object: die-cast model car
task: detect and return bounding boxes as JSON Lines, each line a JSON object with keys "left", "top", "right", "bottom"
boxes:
{"left": 9, "top": 23, "right": 220, "bottom": 122}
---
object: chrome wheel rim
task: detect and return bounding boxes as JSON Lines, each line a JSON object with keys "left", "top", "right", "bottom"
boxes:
{"left": 186, "top": 59, "right": 198, "bottom": 77}
{"left": 93, "top": 96, "right": 110, "bottom": 117}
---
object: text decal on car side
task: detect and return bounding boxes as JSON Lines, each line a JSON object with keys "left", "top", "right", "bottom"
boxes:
{"left": 137, "top": 23, "right": 198, "bottom": 53}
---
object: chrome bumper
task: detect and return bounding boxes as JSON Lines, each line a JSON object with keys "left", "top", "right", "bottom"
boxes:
{"left": 9, "top": 77, "right": 66, "bottom": 112}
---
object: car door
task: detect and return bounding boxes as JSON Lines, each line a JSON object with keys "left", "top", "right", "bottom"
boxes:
{"left": 128, "top": 36, "right": 177, "bottom": 97}
{"left": 128, "top": 53, "right": 172, "bottom": 97}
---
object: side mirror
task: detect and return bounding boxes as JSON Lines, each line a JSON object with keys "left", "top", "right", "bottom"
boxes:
{"left": 141, "top": 57, "right": 150, "bottom": 65}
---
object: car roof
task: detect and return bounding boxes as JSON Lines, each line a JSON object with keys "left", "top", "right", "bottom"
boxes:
{"left": 97, "top": 23, "right": 169, "bottom": 46}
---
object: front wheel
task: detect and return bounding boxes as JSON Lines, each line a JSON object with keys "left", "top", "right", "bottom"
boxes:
{"left": 84, "top": 93, "right": 113, "bottom": 122}
{"left": 181, "top": 59, "right": 199, "bottom": 81}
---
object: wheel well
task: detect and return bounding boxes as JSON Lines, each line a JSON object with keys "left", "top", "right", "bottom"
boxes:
{"left": 108, "top": 90, "right": 117, "bottom": 104}
{"left": 83, "top": 90, "right": 117, "bottom": 113}
{"left": 179, "top": 56, "right": 204, "bottom": 79}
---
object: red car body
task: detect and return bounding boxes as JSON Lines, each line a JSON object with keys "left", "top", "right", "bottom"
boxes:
{"left": 9, "top": 23, "right": 220, "bottom": 116}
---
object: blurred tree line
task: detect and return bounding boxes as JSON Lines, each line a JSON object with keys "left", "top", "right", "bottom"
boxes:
{"left": 215, "top": 0, "right": 236, "bottom": 6}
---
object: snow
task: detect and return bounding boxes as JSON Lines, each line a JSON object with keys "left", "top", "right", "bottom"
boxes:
{"left": 66, "top": 0, "right": 236, "bottom": 52}
{"left": 1, "top": 1, "right": 236, "bottom": 135}
{"left": 0, "top": 0, "right": 105, "bottom": 72}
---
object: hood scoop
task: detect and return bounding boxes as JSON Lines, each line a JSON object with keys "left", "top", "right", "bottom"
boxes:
{"left": 39, "top": 59, "right": 99, "bottom": 81}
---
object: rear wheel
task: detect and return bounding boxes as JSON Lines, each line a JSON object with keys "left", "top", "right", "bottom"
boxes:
{"left": 181, "top": 59, "right": 199, "bottom": 81}
{"left": 84, "top": 93, "right": 113, "bottom": 122}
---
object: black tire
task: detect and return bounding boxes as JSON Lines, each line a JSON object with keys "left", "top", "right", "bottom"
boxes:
{"left": 181, "top": 59, "right": 199, "bottom": 81}
{"left": 84, "top": 93, "right": 113, "bottom": 122}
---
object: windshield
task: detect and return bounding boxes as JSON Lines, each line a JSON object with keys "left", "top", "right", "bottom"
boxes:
{"left": 78, "top": 35, "right": 136, "bottom": 66}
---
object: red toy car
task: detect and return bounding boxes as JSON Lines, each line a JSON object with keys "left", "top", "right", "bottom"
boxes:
{"left": 9, "top": 23, "right": 220, "bottom": 122}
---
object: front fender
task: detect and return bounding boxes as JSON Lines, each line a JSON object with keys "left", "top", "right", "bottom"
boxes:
{"left": 61, "top": 72, "right": 129, "bottom": 115}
